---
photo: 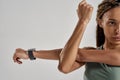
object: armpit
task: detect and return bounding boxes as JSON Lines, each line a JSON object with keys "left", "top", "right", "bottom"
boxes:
{"left": 83, "top": 47, "right": 96, "bottom": 50}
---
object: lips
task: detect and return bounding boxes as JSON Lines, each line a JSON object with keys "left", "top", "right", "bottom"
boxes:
{"left": 112, "top": 36, "right": 120, "bottom": 41}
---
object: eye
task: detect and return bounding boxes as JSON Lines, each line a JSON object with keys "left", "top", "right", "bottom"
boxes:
{"left": 108, "top": 21, "right": 116, "bottom": 26}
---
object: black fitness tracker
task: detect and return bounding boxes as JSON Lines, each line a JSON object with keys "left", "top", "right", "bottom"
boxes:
{"left": 27, "top": 48, "right": 36, "bottom": 60}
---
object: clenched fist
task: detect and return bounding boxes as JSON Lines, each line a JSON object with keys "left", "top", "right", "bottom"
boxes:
{"left": 13, "top": 48, "right": 29, "bottom": 64}
{"left": 77, "top": 0, "right": 93, "bottom": 23}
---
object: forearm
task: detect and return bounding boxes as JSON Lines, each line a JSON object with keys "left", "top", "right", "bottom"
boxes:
{"left": 59, "top": 0, "right": 94, "bottom": 72}
{"left": 59, "top": 20, "right": 88, "bottom": 71}
{"left": 79, "top": 49, "right": 120, "bottom": 66}
{"left": 33, "top": 48, "right": 82, "bottom": 61}
{"left": 33, "top": 49, "right": 62, "bottom": 60}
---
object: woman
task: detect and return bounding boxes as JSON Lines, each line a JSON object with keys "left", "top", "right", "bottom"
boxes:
{"left": 13, "top": 0, "right": 120, "bottom": 80}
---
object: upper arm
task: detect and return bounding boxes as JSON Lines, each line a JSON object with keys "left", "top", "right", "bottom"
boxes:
{"left": 78, "top": 47, "right": 120, "bottom": 66}
{"left": 76, "top": 47, "right": 96, "bottom": 63}
{"left": 67, "top": 47, "right": 96, "bottom": 73}
{"left": 68, "top": 61, "right": 85, "bottom": 73}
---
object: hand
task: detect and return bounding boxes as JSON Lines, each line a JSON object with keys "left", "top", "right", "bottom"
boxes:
{"left": 77, "top": 0, "right": 93, "bottom": 23}
{"left": 13, "top": 48, "right": 29, "bottom": 64}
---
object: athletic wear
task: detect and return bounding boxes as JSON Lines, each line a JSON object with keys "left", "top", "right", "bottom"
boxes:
{"left": 84, "top": 46, "right": 120, "bottom": 80}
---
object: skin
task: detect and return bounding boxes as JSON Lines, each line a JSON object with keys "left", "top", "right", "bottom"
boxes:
{"left": 100, "top": 7, "right": 120, "bottom": 50}
{"left": 13, "top": 0, "right": 92, "bottom": 73}
{"left": 13, "top": 0, "right": 120, "bottom": 74}
{"left": 80, "top": 6, "right": 120, "bottom": 65}
{"left": 58, "top": 0, "right": 93, "bottom": 73}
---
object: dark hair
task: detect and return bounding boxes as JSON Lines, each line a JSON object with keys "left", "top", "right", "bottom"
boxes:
{"left": 96, "top": 0, "right": 120, "bottom": 47}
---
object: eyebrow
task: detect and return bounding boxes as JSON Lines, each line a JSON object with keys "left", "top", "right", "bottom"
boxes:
{"left": 108, "top": 19, "right": 117, "bottom": 21}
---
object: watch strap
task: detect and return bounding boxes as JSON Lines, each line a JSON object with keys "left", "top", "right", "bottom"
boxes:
{"left": 27, "top": 49, "right": 36, "bottom": 60}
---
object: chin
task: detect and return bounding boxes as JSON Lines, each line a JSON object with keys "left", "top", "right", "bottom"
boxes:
{"left": 110, "top": 40, "right": 120, "bottom": 45}
{"left": 108, "top": 38, "right": 120, "bottom": 45}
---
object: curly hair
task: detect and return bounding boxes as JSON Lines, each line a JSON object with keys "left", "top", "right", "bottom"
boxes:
{"left": 96, "top": 0, "right": 120, "bottom": 47}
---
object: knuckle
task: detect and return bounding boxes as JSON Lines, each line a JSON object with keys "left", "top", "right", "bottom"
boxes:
{"left": 17, "top": 48, "right": 21, "bottom": 50}
{"left": 83, "top": 4, "right": 87, "bottom": 7}
{"left": 91, "top": 6, "right": 94, "bottom": 10}
{"left": 16, "top": 48, "right": 20, "bottom": 51}
{"left": 89, "top": 7, "right": 93, "bottom": 11}
{"left": 88, "top": 5, "right": 93, "bottom": 9}
{"left": 86, "top": 5, "right": 93, "bottom": 11}
{"left": 79, "top": 2, "right": 86, "bottom": 7}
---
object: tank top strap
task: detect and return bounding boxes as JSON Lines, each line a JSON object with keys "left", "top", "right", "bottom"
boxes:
{"left": 97, "top": 45, "right": 103, "bottom": 50}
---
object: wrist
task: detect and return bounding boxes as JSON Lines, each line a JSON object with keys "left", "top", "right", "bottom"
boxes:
{"left": 25, "top": 51, "right": 29, "bottom": 59}
{"left": 33, "top": 51, "right": 38, "bottom": 59}
{"left": 27, "top": 48, "right": 36, "bottom": 60}
{"left": 78, "top": 19, "right": 89, "bottom": 25}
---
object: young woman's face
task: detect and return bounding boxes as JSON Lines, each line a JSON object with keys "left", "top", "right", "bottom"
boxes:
{"left": 101, "top": 7, "right": 120, "bottom": 45}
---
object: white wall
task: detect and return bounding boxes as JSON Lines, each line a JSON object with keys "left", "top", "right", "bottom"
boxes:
{"left": 0, "top": 0, "right": 102, "bottom": 80}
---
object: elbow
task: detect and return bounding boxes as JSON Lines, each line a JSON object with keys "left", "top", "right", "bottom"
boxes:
{"left": 58, "top": 64, "right": 71, "bottom": 74}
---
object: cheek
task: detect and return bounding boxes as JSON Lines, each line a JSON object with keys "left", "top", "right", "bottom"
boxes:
{"left": 103, "top": 27, "right": 114, "bottom": 38}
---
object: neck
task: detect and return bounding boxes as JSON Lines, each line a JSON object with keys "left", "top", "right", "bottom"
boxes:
{"left": 103, "top": 40, "right": 120, "bottom": 50}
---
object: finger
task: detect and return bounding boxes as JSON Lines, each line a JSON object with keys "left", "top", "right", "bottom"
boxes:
{"left": 16, "top": 57, "right": 22, "bottom": 64}
{"left": 76, "top": 9, "right": 79, "bottom": 18}
{"left": 13, "top": 54, "right": 17, "bottom": 62}
{"left": 80, "top": 0, "right": 86, "bottom": 5}
{"left": 79, "top": 1, "right": 87, "bottom": 12}
{"left": 86, "top": 4, "right": 93, "bottom": 11}
{"left": 79, "top": 0, "right": 87, "bottom": 9}
{"left": 13, "top": 54, "right": 22, "bottom": 64}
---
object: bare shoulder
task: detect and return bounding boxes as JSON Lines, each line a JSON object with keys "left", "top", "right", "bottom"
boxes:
{"left": 82, "top": 46, "right": 97, "bottom": 50}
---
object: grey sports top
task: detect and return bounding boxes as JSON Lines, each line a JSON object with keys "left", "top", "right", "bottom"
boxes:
{"left": 84, "top": 46, "right": 120, "bottom": 80}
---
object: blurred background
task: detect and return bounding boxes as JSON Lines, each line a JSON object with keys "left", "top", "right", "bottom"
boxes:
{"left": 0, "top": 0, "right": 102, "bottom": 80}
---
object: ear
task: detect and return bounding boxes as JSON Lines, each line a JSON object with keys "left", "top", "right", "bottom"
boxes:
{"left": 97, "top": 19, "right": 103, "bottom": 28}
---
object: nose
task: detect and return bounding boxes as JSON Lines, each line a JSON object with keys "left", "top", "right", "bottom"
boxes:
{"left": 115, "top": 25, "right": 120, "bottom": 34}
